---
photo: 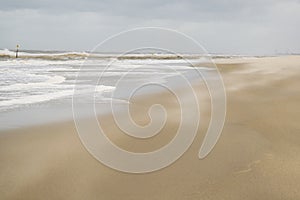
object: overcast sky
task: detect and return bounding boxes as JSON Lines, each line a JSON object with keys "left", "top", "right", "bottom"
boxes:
{"left": 1, "top": 0, "right": 299, "bottom": 55}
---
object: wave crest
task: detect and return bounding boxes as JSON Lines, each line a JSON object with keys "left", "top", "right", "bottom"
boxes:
{"left": 0, "top": 49, "right": 209, "bottom": 61}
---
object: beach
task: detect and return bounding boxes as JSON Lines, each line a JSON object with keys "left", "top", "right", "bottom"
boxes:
{"left": 1, "top": 55, "right": 300, "bottom": 199}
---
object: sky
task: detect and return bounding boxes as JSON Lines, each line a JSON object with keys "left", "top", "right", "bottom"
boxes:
{"left": 0, "top": 0, "right": 300, "bottom": 55}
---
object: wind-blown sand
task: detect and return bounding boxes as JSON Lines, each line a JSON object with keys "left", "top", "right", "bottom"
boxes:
{"left": 1, "top": 56, "right": 300, "bottom": 199}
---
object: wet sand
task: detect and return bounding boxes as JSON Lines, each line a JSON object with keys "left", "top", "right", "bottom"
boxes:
{"left": 1, "top": 56, "right": 300, "bottom": 199}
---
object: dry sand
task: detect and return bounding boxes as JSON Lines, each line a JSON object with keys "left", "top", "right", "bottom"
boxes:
{"left": 1, "top": 56, "right": 300, "bottom": 199}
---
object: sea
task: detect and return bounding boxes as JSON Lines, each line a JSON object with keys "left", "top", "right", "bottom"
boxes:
{"left": 0, "top": 49, "right": 216, "bottom": 130}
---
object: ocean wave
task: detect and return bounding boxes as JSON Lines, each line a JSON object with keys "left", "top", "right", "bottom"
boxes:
{"left": 0, "top": 49, "right": 208, "bottom": 61}
{"left": 0, "top": 49, "right": 90, "bottom": 60}
{"left": 0, "top": 89, "right": 74, "bottom": 108}
{"left": 0, "top": 75, "right": 66, "bottom": 91}
{"left": 0, "top": 84, "right": 116, "bottom": 109}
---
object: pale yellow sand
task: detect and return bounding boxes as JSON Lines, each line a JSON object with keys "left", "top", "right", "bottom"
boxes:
{"left": 1, "top": 56, "right": 300, "bottom": 199}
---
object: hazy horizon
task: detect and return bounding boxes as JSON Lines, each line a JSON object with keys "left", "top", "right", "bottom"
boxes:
{"left": 4, "top": 48, "right": 299, "bottom": 56}
{"left": 1, "top": 0, "right": 300, "bottom": 55}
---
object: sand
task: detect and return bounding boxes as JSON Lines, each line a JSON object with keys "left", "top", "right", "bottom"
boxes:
{"left": 1, "top": 56, "right": 300, "bottom": 199}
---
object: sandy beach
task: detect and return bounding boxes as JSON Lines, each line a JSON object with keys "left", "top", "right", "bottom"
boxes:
{"left": 1, "top": 56, "right": 300, "bottom": 199}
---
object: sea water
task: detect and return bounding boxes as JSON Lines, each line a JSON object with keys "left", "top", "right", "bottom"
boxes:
{"left": 0, "top": 49, "right": 210, "bottom": 130}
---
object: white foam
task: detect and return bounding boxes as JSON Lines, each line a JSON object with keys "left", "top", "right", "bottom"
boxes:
{"left": 0, "top": 84, "right": 116, "bottom": 109}
{"left": 0, "top": 75, "right": 66, "bottom": 91}
{"left": 0, "top": 58, "right": 85, "bottom": 67}
{"left": 118, "top": 57, "right": 210, "bottom": 65}
{"left": 95, "top": 85, "right": 116, "bottom": 92}
{"left": 0, "top": 90, "right": 73, "bottom": 108}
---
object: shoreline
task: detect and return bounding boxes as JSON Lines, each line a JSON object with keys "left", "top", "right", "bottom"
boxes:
{"left": 0, "top": 54, "right": 291, "bottom": 132}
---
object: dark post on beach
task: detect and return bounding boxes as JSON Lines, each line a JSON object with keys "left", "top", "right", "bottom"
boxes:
{"left": 16, "top": 44, "right": 19, "bottom": 58}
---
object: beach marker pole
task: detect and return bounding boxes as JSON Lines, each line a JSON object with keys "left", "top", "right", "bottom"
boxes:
{"left": 16, "top": 44, "right": 19, "bottom": 58}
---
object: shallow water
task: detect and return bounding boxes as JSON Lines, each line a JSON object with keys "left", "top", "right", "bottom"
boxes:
{"left": 0, "top": 49, "right": 211, "bottom": 130}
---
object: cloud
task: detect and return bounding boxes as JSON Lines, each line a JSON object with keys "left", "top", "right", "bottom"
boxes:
{"left": 0, "top": 0, "right": 299, "bottom": 54}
